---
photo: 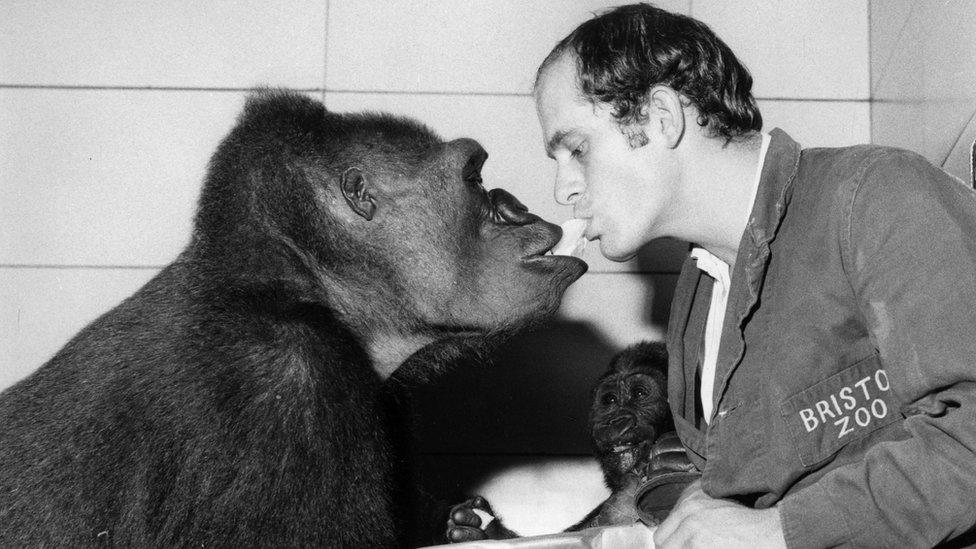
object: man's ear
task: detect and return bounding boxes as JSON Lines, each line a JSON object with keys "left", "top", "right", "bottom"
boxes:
{"left": 340, "top": 167, "right": 376, "bottom": 221}
{"left": 648, "top": 86, "right": 686, "bottom": 149}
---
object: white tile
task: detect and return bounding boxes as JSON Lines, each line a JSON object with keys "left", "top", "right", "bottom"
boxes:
{"left": 869, "top": 0, "right": 917, "bottom": 95}
{"left": 760, "top": 99, "right": 871, "bottom": 147}
{"left": 0, "top": 1, "right": 326, "bottom": 88}
{"left": 0, "top": 267, "right": 159, "bottom": 392}
{"left": 693, "top": 0, "right": 870, "bottom": 100}
{"left": 920, "top": 0, "right": 976, "bottom": 104}
{"left": 870, "top": 8, "right": 925, "bottom": 102}
{"left": 0, "top": 89, "right": 249, "bottom": 266}
{"left": 917, "top": 1, "right": 976, "bottom": 163}
{"left": 871, "top": 100, "right": 926, "bottom": 154}
{"left": 325, "top": 0, "right": 690, "bottom": 95}
{"left": 871, "top": 1, "right": 976, "bottom": 164}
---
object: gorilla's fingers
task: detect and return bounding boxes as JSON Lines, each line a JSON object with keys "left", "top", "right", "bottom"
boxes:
{"left": 451, "top": 507, "right": 483, "bottom": 528}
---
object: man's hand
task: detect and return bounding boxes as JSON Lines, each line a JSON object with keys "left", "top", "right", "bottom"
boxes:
{"left": 653, "top": 480, "right": 786, "bottom": 549}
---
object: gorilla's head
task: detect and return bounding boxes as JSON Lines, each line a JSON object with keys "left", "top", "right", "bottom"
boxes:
{"left": 590, "top": 342, "right": 671, "bottom": 491}
{"left": 193, "top": 90, "right": 588, "bottom": 375}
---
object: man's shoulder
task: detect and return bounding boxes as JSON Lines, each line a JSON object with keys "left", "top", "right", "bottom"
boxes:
{"left": 795, "top": 142, "right": 963, "bottom": 198}
{"left": 799, "top": 143, "right": 931, "bottom": 178}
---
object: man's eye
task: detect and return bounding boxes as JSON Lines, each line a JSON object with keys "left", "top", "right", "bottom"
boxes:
{"left": 570, "top": 144, "right": 585, "bottom": 158}
{"left": 465, "top": 173, "right": 483, "bottom": 186}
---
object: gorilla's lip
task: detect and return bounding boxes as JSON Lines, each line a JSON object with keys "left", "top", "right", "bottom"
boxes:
{"left": 525, "top": 233, "right": 582, "bottom": 260}
{"left": 521, "top": 253, "right": 588, "bottom": 273}
{"left": 529, "top": 230, "right": 562, "bottom": 257}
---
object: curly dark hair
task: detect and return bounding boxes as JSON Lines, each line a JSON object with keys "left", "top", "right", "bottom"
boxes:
{"left": 536, "top": 3, "right": 762, "bottom": 145}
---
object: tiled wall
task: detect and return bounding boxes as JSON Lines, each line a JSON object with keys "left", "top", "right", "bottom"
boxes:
{"left": 2, "top": 0, "right": 874, "bottom": 534}
{"left": 869, "top": 0, "right": 976, "bottom": 184}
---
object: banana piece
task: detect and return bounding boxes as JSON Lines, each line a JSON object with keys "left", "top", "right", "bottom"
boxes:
{"left": 549, "top": 218, "right": 588, "bottom": 257}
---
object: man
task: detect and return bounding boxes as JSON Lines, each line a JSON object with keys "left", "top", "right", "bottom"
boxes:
{"left": 534, "top": 4, "right": 976, "bottom": 548}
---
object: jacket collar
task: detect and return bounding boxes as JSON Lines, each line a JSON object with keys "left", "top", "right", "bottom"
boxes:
{"left": 668, "top": 128, "right": 802, "bottom": 450}
{"left": 743, "top": 128, "right": 802, "bottom": 262}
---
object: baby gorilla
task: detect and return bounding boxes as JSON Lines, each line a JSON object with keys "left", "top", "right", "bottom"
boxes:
{"left": 448, "top": 342, "right": 691, "bottom": 541}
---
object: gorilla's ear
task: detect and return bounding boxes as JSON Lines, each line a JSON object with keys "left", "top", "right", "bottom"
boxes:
{"left": 340, "top": 167, "right": 376, "bottom": 221}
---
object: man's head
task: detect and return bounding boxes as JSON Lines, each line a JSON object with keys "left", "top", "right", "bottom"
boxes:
{"left": 538, "top": 3, "right": 761, "bottom": 144}
{"left": 534, "top": 3, "right": 762, "bottom": 261}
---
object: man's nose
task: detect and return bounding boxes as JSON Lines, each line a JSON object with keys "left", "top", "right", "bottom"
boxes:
{"left": 554, "top": 163, "right": 584, "bottom": 206}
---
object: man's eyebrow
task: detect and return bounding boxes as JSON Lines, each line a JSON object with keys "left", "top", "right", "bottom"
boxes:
{"left": 546, "top": 128, "right": 580, "bottom": 158}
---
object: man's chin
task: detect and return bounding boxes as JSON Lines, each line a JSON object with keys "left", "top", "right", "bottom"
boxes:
{"left": 598, "top": 239, "right": 639, "bottom": 262}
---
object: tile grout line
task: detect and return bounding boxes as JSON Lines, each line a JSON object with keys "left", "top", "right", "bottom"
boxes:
{"left": 0, "top": 84, "right": 871, "bottom": 103}
{"left": 940, "top": 108, "right": 976, "bottom": 168}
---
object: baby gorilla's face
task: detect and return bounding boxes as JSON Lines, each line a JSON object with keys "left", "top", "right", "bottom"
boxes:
{"left": 590, "top": 369, "right": 670, "bottom": 491}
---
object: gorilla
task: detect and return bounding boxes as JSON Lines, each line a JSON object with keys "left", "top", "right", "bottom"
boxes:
{"left": 0, "top": 90, "right": 587, "bottom": 547}
{"left": 448, "top": 342, "right": 694, "bottom": 541}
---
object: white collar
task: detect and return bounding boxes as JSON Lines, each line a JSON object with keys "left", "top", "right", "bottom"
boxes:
{"left": 691, "top": 132, "right": 771, "bottom": 278}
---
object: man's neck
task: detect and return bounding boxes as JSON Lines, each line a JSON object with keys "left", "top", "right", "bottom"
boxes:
{"left": 678, "top": 132, "right": 765, "bottom": 267}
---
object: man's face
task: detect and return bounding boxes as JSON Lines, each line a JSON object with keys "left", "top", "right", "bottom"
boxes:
{"left": 534, "top": 54, "right": 680, "bottom": 262}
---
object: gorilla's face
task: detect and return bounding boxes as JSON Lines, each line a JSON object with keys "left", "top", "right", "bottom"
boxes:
{"left": 590, "top": 368, "right": 669, "bottom": 490}
{"left": 382, "top": 137, "right": 588, "bottom": 335}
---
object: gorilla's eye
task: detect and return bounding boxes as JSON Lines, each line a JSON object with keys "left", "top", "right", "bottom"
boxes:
{"left": 600, "top": 393, "right": 618, "bottom": 406}
{"left": 631, "top": 387, "right": 648, "bottom": 400}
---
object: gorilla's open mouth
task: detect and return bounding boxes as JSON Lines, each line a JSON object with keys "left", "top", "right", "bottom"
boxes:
{"left": 612, "top": 444, "right": 642, "bottom": 472}
{"left": 603, "top": 439, "right": 651, "bottom": 472}
{"left": 518, "top": 222, "right": 588, "bottom": 279}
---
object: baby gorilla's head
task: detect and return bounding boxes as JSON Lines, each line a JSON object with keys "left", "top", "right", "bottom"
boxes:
{"left": 589, "top": 342, "right": 671, "bottom": 491}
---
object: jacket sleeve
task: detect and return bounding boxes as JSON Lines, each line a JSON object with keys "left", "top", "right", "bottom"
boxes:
{"left": 778, "top": 150, "right": 976, "bottom": 548}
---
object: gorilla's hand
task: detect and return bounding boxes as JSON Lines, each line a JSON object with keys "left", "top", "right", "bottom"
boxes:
{"left": 635, "top": 431, "right": 701, "bottom": 526}
{"left": 446, "top": 496, "right": 519, "bottom": 543}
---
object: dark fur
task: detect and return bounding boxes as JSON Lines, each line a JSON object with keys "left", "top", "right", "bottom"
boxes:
{"left": 0, "top": 90, "right": 585, "bottom": 547}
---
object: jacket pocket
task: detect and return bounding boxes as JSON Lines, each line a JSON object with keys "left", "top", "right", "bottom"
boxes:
{"left": 780, "top": 353, "right": 900, "bottom": 467}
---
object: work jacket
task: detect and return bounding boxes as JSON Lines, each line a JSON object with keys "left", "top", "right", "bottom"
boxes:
{"left": 667, "top": 128, "right": 976, "bottom": 548}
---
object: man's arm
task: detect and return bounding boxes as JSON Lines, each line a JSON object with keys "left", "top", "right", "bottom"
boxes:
{"left": 777, "top": 150, "right": 976, "bottom": 548}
